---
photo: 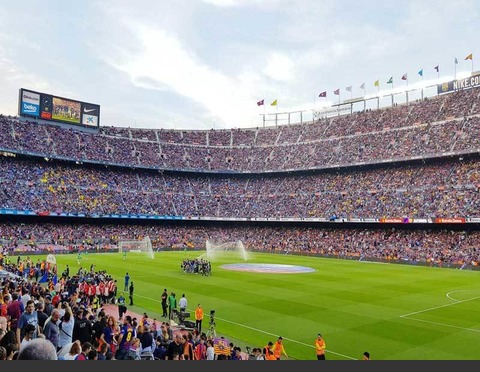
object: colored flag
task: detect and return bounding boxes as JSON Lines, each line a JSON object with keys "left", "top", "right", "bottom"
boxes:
{"left": 38, "top": 271, "right": 49, "bottom": 283}
{"left": 333, "top": 89, "right": 340, "bottom": 95}
{"left": 319, "top": 91, "right": 327, "bottom": 98}
{"left": 401, "top": 73, "right": 408, "bottom": 81}
{"left": 270, "top": 99, "right": 277, "bottom": 106}
{"left": 434, "top": 65, "right": 439, "bottom": 72}
{"left": 387, "top": 77, "right": 393, "bottom": 84}
{"left": 454, "top": 57, "right": 458, "bottom": 64}
{"left": 53, "top": 274, "right": 58, "bottom": 286}
{"left": 257, "top": 99, "right": 264, "bottom": 106}
{"left": 374, "top": 80, "right": 379, "bottom": 87}
{"left": 346, "top": 86, "right": 352, "bottom": 92}
{"left": 465, "top": 53, "right": 473, "bottom": 60}
{"left": 359, "top": 82, "right": 365, "bottom": 90}
{"left": 418, "top": 69, "right": 423, "bottom": 77}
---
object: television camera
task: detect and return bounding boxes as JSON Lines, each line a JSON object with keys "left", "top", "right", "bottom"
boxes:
{"left": 207, "top": 310, "right": 217, "bottom": 338}
{"left": 173, "top": 309, "right": 191, "bottom": 326}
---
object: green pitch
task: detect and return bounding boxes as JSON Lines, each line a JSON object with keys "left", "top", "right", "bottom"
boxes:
{"left": 21, "top": 251, "right": 480, "bottom": 360}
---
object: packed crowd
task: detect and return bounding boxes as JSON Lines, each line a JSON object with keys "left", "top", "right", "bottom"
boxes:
{"left": 1, "top": 86, "right": 480, "bottom": 173}
{"left": 0, "top": 256, "right": 279, "bottom": 360}
{"left": 0, "top": 223, "right": 479, "bottom": 270}
{"left": 0, "top": 155, "right": 479, "bottom": 219}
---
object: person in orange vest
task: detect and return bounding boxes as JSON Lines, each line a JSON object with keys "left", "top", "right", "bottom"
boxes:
{"left": 272, "top": 336, "right": 288, "bottom": 360}
{"left": 195, "top": 304, "right": 204, "bottom": 333}
{"left": 315, "top": 333, "right": 326, "bottom": 360}
{"left": 263, "top": 341, "right": 276, "bottom": 360}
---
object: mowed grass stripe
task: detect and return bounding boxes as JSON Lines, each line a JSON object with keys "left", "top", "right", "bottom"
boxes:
{"left": 16, "top": 250, "right": 480, "bottom": 360}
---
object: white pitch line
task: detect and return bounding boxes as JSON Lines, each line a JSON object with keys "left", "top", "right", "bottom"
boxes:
{"left": 399, "top": 316, "right": 480, "bottom": 333}
{"left": 399, "top": 295, "right": 480, "bottom": 318}
{"left": 399, "top": 292, "right": 480, "bottom": 334}
{"left": 134, "top": 293, "right": 357, "bottom": 360}
{"left": 446, "top": 290, "right": 480, "bottom": 302}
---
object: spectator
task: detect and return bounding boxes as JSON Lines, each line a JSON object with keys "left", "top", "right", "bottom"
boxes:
{"left": 72, "top": 308, "right": 93, "bottom": 345}
{"left": 75, "top": 341, "right": 92, "bottom": 360}
{"left": 57, "top": 302, "right": 74, "bottom": 351}
{"left": 19, "top": 323, "right": 36, "bottom": 352}
{"left": 58, "top": 340, "right": 81, "bottom": 360}
{"left": 43, "top": 308, "right": 61, "bottom": 351}
{"left": 17, "top": 337, "right": 58, "bottom": 360}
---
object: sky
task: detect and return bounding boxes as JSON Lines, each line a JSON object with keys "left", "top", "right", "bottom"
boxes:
{"left": 0, "top": 0, "right": 478, "bottom": 130}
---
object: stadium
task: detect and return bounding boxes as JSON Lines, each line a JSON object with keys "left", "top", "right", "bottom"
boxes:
{"left": 1, "top": 73, "right": 480, "bottom": 361}
{"left": 1, "top": 2, "right": 480, "bottom": 363}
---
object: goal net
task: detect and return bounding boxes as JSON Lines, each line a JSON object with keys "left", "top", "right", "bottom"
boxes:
{"left": 118, "top": 236, "right": 154, "bottom": 259}
{"left": 205, "top": 239, "right": 249, "bottom": 261}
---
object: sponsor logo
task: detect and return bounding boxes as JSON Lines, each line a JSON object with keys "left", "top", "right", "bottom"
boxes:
{"left": 83, "top": 107, "right": 97, "bottom": 113}
{"left": 379, "top": 218, "right": 408, "bottom": 223}
{"left": 82, "top": 114, "right": 98, "bottom": 126}
{"left": 41, "top": 112, "right": 52, "bottom": 119}
{"left": 434, "top": 218, "right": 465, "bottom": 224}
{"left": 22, "top": 90, "right": 40, "bottom": 105}
{"left": 22, "top": 102, "right": 39, "bottom": 115}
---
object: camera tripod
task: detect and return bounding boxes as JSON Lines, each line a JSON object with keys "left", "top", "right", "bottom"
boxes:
{"left": 206, "top": 318, "right": 216, "bottom": 338}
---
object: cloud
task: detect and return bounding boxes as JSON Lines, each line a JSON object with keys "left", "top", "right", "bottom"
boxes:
{"left": 100, "top": 19, "right": 268, "bottom": 128}
{"left": 264, "top": 52, "right": 295, "bottom": 82}
{"left": 1, "top": 0, "right": 479, "bottom": 130}
{"left": 203, "top": 0, "right": 241, "bottom": 6}
{"left": 202, "top": 0, "right": 284, "bottom": 8}
{"left": 0, "top": 34, "right": 52, "bottom": 116}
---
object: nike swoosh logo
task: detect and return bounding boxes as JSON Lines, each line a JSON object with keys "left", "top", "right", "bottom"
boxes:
{"left": 84, "top": 108, "right": 96, "bottom": 113}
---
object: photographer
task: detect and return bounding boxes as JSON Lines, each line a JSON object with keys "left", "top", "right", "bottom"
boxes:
{"left": 57, "top": 302, "right": 74, "bottom": 351}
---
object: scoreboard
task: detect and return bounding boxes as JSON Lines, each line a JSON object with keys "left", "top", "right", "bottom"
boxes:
{"left": 18, "top": 88, "right": 100, "bottom": 128}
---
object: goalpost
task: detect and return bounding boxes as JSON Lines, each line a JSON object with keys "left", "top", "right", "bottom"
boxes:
{"left": 205, "top": 239, "right": 249, "bottom": 261}
{"left": 118, "top": 236, "right": 154, "bottom": 259}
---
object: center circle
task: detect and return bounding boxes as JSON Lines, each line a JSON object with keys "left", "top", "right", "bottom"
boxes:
{"left": 220, "top": 263, "right": 316, "bottom": 274}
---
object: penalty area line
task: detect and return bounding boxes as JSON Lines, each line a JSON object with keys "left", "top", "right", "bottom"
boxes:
{"left": 399, "top": 294, "right": 480, "bottom": 334}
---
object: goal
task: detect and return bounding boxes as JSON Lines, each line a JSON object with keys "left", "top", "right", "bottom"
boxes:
{"left": 205, "top": 239, "right": 249, "bottom": 261}
{"left": 118, "top": 236, "right": 154, "bottom": 259}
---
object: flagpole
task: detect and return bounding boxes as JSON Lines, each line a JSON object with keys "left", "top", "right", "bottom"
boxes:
{"left": 263, "top": 104, "right": 265, "bottom": 128}
{"left": 362, "top": 84, "right": 366, "bottom": 111}
{"left": 405, "top": 76, "right": 408, "bottom": 105}
{"left": 421, "top": 74, "right": 424, "bottom": 100}
{"left": 275, "top": 103, "right": 278, "bottom": 128}
{"left": 454, "top": 58, "right": 457, "bottom": 80}
{"left": 391, "top": 79, "right": 394, "bottom": 107}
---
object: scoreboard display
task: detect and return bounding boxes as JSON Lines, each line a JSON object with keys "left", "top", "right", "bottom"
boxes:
{"left": 18, "top": 88, "right": 100, "bottom": 128}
